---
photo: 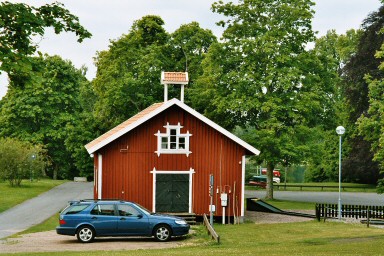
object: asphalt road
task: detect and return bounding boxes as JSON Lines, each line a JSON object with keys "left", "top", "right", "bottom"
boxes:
{"left": 0, "top": 182, "right": 93, "bottom": 239}
{"left": 246, "top": 190, "right": 384, "bottom": 206}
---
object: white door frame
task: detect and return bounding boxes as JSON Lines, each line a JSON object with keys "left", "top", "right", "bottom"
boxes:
{"left": 151, "top": 167, "right": 195, "bottom": 213}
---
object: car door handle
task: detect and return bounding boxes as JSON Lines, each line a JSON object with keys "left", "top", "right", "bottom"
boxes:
{"left": 91, "top": 217, "right": 97, "bottom": 220}
{"left": 120, "top": 217, "right": 126, "bottom": 221}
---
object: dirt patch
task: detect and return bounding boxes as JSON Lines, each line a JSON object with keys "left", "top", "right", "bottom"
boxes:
{"left": 0, "top": 230, "right": 187, "bottom": 254}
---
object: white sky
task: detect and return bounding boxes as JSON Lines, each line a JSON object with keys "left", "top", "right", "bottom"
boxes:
{"left": 0, "top": 0, "right": 382, "bottom": 98}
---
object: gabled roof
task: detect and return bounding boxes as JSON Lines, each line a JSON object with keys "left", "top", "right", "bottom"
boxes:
{"left": 85, "top": 98, "right": 260, "bottom": 156}
{"left": 161, "top": 71, "right": 189, "bottom": 85}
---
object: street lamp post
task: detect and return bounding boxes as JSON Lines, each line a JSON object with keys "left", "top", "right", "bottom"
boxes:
{"left": 30, "top": 154, "right": 36, "bottom": 182}
{"left": 336, "top": 126, "right": 345, "bottom": 221}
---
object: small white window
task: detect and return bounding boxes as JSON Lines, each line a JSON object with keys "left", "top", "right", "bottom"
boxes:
{"left": 155, "top": 122, "right": 192, "bottom": 156}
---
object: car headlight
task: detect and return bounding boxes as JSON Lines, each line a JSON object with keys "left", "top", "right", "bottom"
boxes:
{"left": 175, "top": 219, "right": 187, "bottom": 225}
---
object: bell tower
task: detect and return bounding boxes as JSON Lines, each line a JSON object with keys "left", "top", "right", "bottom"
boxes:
{"left": 160, "top": 71, "right": 189, "bottom": 102}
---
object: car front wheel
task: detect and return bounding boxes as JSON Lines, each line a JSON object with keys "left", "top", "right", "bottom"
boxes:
{"left": 77, "top": 226, "right": 95, "bottom": 243}
{"left": 154, "top": 224, "right": 172, "bottom": 242}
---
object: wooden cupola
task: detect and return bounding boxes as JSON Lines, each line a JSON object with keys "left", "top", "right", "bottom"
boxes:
{"left": 161, "top": 71, "right": 189, "bottom": 102}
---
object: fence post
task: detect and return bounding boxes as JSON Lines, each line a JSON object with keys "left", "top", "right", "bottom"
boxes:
{"left": 315, "top": 204, "right": 320, "bottom": 221}
{"left": 367, "top": 206, "right": 370, "bottom": 228}
{"left": 324, "top": 204, "right": 327, "bottom": 222}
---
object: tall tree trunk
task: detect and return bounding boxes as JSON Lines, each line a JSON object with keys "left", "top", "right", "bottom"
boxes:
{"left": 265, "top": 162, "right": 275, "bottom": 199}
{"left": 53, "top": 166, "right": 58, "bottom": 180}
{"left": 41, "top": 166, "right": 47, "bottom": 177}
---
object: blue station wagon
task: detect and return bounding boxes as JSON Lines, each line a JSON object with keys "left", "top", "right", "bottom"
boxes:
{"left": 56, "top": 200, "right": 190, "bottom": 243}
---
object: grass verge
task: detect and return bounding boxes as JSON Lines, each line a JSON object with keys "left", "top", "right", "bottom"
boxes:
{"left": 15, "top": 213, "right": 60, "bottom": 237}
{"left": 264, "top": 199, "right": 315, "bottom": 210}
{"left": 246, "top": 182, "right": 376, "bottom": 192}
{"left": 0, "top": 179, "right": 67, "bottom": 213}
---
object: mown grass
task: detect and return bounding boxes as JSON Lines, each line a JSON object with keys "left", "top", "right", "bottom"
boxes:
{"left": 0, "top": 179, "right": 67, "bottom": 213}
{"left": 15, "top": 213, "right": 60, "bottom": 237}
{"left": 6, "top": 221, "right": 384, "bottom": 256}
{"left": 264, "top": 199, "right": 315, "bottom": 210}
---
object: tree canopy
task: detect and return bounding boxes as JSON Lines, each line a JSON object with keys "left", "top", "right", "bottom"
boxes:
{"left": 93, "top": 15, "right": 217, "bottom": 131}
{"left": 0, "top": 55, "right": 90, "bottom": 179}
{"left": 1, "top": 1, "right": 383, "bottom": 190}
{"left": 341, "top": 6, "right": 384, "bottom": 184}
{"left": 191, "top": 0, "right": 340, "bottom": 199}
{"left": 0, "top": 1, "right": 91, "bottom": 86}
{"left": 358, "top": 6, "right": 384, "bottom": 191}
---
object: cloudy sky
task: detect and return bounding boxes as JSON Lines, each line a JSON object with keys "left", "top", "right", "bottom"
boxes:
{"left": 0, "top": 0, "right": 382, "bottom": 98}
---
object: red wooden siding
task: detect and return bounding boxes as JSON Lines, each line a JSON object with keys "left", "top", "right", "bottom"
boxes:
{"left": 95, "top": 105, "right": 249, "bottom": 216}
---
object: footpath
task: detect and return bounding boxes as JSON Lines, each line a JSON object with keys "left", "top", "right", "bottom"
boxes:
{"left": 0, "top": 181, "right": 92, "bottom": 239}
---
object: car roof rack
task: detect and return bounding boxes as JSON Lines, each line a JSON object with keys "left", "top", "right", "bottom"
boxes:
{"left": 79, "top": 199, "right": 126, "bottom": 203}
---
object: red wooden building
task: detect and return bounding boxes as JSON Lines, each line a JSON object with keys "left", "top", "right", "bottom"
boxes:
{"left": 85, "top": 72, "right": 259, "bottom": 221}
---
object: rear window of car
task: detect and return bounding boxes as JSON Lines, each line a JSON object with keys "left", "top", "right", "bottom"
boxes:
{"left": 62, "top": 204, "right": 90, "bottom": 215}
{"left": 90, "top": 204, "right": 116, "bottom": 216}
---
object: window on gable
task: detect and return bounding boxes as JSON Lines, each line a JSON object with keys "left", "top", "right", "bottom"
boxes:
{"left": 155, "top": 122, "right": 192, "bottom": 156}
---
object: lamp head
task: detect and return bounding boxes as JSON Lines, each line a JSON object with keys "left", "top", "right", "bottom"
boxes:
{"left": 336, "top": 126, "right": 345, "bottom": 135}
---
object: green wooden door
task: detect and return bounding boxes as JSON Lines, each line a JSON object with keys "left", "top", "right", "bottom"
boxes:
{"left": 156, "top": 174, "right": 189, "bottom": 212}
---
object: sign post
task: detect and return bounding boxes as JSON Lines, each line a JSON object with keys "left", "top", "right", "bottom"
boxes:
{"left": 209, "top": 174, "right": 214, "bottom": 226}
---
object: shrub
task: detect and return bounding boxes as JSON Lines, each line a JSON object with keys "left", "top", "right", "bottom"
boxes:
{"left": 0, "top": 138, "right": 47, "bottom": 186}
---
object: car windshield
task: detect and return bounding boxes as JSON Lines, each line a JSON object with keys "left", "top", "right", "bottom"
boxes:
{"left": 62, "top": 204, "right": 90, "bottom": 214}
{"left": 133, "top": 203, "right": 153, "bottom": 215}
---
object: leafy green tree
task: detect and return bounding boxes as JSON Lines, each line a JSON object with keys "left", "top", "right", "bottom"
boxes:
{"left": 358, "top": 4, "right": 384, "bottom": 191}
{"left": 0, "top": 1, "right": 91, "bottom": 87}
{"left": 0, "top": 137, "right": 46, "bottom": 186}
{"left": 341, "top": 6, "right": 384, "bottom": 184}
{"left": 0, "top": 55, "right": 89, "bottom": 179}
{"left": 64, "top": 81, "right": 99, "bottom": 179}
{"left": 93, "top": 15, "right": 170, "bottom": 130}
{"left": 194, "top": 0, "right": 334, "bottom": 199}
{"left": 358, "top": 73, "right": 384, "bottom": 190}
{"left": 304, "top": 30, "right": 361, "bottom": 182}
{"left": 93, "top": 16, "right": 217, "bottom": 132}
{"left": 169, "top": 22, "right": 217, "bottom": 90}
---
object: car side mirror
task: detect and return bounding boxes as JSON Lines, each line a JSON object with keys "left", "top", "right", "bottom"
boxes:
{"left": 137, "top": 214, "right": 143, "bottom": 219}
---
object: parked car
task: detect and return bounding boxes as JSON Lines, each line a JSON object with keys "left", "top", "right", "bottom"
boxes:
{"left": 248, "top": 175, "right": 280, "bottom": 188}
{"left": 248, "top": 175, "right": 267, "bottom": 188}
{"left": 56, "top": 199, "right": 190, "bottom": 243}
{"left": 273, "top": 177, "right": 281, "bottom": 183}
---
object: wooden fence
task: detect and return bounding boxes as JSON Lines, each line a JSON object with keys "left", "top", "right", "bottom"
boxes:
{"left": 274, "top": 184, "right": 369, "bottom": 191}
{"left": 315, "top": 204, "right": 384, "bottom": 220}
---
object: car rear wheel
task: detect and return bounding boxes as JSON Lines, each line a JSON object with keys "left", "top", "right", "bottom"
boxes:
{"left": 77, "top": 226, "right": 95, "bottom": 243}
{"left": 153, "top": 224, "right": 172, "bottom": 242}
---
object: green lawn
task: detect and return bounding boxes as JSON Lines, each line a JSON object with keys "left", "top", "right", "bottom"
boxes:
{"left": 0, "top": 179, "right": 67, "bottom": 213}
{"left": 7, "top": 221, "right": 384, "bottom": 256}
{"left": 264, "top": 199, "right": 315, "bottom": 210}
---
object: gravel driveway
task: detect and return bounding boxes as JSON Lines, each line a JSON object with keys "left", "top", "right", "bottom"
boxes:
{"left": 0, "top": 230, "right": 187, "bottom": 254}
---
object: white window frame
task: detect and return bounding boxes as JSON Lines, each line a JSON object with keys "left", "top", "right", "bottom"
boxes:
{"left": 155, "top": 122, "right": 192, "bottom": 156}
